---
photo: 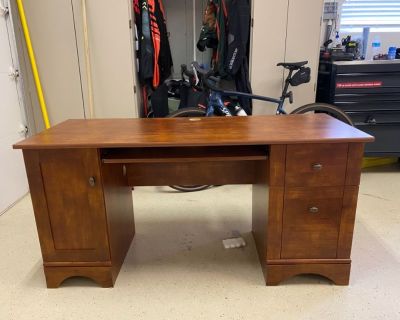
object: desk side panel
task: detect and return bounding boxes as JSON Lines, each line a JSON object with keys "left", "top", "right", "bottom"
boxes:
{"left": 23, "top": 150, "right": 57, "bottom": 259}
{"left": 252, "top": 162, "right": 268, "bottom": 268}
{"left": 338, "top": 142, "right": 365, "bottom": 258}
{"left": 266, "top": 145, "right": 286, "bottom": 260}
{"left": 101, "top": 163, "right": 135, "bottom": 282}
{"left": 345, "top": 143, "right": 365, "bottom": 186}
{"left": 252, "top": 145, "right": 286, "bottom": 270}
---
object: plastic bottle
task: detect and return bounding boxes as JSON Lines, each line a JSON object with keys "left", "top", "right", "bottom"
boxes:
{"left": 388, "top": 47, "right": 397, "bottom": 60}
{"left": 234, "top": 105, "right": 247, "bottom": 116}
{"left": 334, "top": 31, "right": 341, "bottom": 47}
{"left": 371, "top": 36, "right": 381, "bottom": 60}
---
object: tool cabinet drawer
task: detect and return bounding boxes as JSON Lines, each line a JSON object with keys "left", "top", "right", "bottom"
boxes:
{"left": 357, "top": 124, "right": 400, "bottom": 156}
{"left": 281, "top": 187, "right": 344, "bottom": 259}
{"left": 350, "top": 111, "right": 400, "bottom": 126}
{"left": 285, "top": 144, "right": 348, "bottom": 187}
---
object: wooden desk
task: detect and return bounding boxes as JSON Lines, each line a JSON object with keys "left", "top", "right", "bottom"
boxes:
{"left": 14, "top": 114, "right": 374, "bottom": 288}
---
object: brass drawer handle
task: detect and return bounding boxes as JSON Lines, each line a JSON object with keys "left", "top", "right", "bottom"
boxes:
{"left": 312, "top": 163, "right": 323, "bottom": 171}
{"left": 309, "top": 207, "right": 319, "bottom": 214}
{"left": 88, "top": 176, "right": 96, "bottom": 187}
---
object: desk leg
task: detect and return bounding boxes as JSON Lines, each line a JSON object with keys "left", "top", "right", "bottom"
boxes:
{"left": 252, "top": 145, "right": 286, "bottom": 286}
{"left": 252, "top": 183, "right": 286, "bottom": 285}
{"left": 252, "top": 182, "right": 269, "bottom": 277}
{"left": 101, "top": 163, "right": 135, "bottom": 285}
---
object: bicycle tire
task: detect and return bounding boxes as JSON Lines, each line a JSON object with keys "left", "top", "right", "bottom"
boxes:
{"left": 169, "top": 185, "right": 211, "bottom": 192}
{"left": 167, "top": 107, "right": 207, "bottom": 118}
{"left": 167, "top": 107, "right": 209, "bottom": 192}
{"left": 290, "top": 103, "right": 354, "bottom": 126}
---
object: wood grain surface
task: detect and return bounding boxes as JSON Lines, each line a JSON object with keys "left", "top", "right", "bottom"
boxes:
{"left": 266, "top": 263, "right": 351, "bottom": 286}
{"left": 23, "top": 149, "right": 110, "bottom": 263}
{"left": 281, "top": 186, "right": 344, "bottom": 259}
{"left": 14, "top": 114, "right": 373, "bottom": 149}
{"left": 285, "top": 143, "right": 348, "bottom": 187}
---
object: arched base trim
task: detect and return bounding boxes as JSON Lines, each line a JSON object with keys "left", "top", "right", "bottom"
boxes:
{"left": 44, "top": 266, "right": 114, "bottom": 288}
{"left": 265, "top": 263, "right": 351, "bottom": 286}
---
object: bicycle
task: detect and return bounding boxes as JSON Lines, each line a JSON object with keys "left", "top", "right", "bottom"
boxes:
{"left": 168, "top": 61, "right": 353, "bottom": 192}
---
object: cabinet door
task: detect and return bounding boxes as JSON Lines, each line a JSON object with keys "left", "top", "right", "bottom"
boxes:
{"left": 25, "top": 149, "right": 110, "bottom": 262}
{"left": 250, "top": 0, "right": 324, "bottom": 114}
{"left": 250, "top": 0, "right": 289, "bottom": 115}
{"left": 17, "top": 0, "right": 86, "bottom": 128}
{"left": 284, "top": 0, "right": 324, "bottom": 112}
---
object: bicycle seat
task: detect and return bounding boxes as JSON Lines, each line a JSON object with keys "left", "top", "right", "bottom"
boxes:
{"left": 277, "top": 61, "right": 308, "bottom": 69}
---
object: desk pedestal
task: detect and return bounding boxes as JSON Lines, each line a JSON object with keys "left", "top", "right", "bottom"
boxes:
{"left": 253, "top": 144, "right": 363, "bottom": 286}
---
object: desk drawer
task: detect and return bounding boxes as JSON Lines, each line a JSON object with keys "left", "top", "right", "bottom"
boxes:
{"left": 281, "top": 187, "right": 343, "bottom": 259}
{"left": 285, "top": 144, "right": 348, "bottom": 187}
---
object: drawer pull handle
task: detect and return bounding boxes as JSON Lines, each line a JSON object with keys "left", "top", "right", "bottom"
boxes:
{"left": 309, "top": 207, "right": 319, "bottom": 214}
{"left": 312, "top": 163, "right": 323, "bottom": 171}
{"left": 88, "top": 176, "right": 96, "bottom": 187}
{"left": 122, "top": 165, "right": 127, "bottom": 177}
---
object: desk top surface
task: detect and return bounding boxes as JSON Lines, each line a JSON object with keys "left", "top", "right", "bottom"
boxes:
{"left": 14, "top": 114, "right": 374, "bottom": 149}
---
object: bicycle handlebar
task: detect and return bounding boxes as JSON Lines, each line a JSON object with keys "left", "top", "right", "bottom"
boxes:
{"left": 191, "top": 62, "right": 221, "bottom": 92}
{"left": 181, "top": 62, "right": 283, "bottom": 106}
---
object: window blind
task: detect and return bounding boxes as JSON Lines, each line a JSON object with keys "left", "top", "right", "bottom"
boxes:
{"left": 340, "top": 0, "right": 400, "bottom": 32}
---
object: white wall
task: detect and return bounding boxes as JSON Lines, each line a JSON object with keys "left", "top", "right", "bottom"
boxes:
{"left": 164, "top": 0, "right": 211, "bottom": 78}
{"left": 0, "top": 5, "right": 28, "bottom": 214}
{"left": 82, "top": 0, "right": 139, "bottom": 118}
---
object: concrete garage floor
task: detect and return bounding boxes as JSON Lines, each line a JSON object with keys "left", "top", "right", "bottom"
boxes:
{"left": 0, "top": 165, "right": 400, "bottom": 320}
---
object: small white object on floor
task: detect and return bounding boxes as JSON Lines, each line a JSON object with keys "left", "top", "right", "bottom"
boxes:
{"left": 222, "top": 237, "right": 246, "bottom": 249}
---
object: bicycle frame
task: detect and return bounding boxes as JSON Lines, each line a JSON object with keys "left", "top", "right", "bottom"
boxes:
{"left": 205, "top": 69, "right": 296, "bottom": 117}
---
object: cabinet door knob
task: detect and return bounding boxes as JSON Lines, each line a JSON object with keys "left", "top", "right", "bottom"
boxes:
{"left": 88, "top": 176, "right": 96, "bottom": 187}
{"left": 309, "top": 207, "right": 319, "bottom": 214}
{"left": 312, "top": 163, "right": 323, "bottom": 171}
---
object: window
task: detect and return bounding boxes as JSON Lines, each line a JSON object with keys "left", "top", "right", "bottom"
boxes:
{"left": 340, "top": 0, "right": 400, "bottom": 32}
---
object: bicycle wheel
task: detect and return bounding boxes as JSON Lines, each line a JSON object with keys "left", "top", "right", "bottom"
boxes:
{"left": 168, "top": 107, "right": 207, "bottom": 118}
{"left": 169, "top": 185, "right": 211, "bottom": 192}
{"left": 167, "top": 107, "right": 209, "bottom": 192}
{"left": 290, "top": 103, "right": 354, "bottom": 126}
